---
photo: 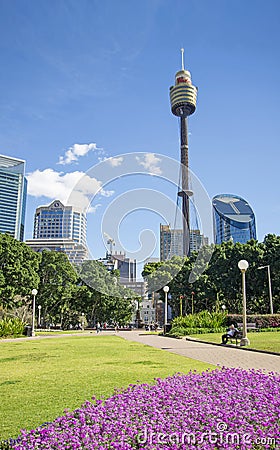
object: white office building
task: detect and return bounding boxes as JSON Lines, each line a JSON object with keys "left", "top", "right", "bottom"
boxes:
{"left": 26, "top": 200, "right": 88, "bottom": 264}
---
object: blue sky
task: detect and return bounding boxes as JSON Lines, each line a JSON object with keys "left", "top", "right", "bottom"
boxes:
{"left": 1, "top": 0, "right": 280, "bottom": 271}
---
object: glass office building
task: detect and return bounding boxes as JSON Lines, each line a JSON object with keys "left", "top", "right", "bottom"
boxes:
{"left": 0, "top": 154, "right": 27, "bottom": 241}
{"left": 213, "top": 194, "right": 256, "bottom": 244}
{"left": 33, "top": 200, "right": 87, "bottom": 246}
{"left": 26, "top": 200, "right": 88, "bottom": 265}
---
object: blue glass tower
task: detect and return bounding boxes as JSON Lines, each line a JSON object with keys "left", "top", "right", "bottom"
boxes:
{"left": 0, "top": 154, "right": 27, "bottom": 241}
{"left": 213, "top": 194, "right": 256, "bottom": 244}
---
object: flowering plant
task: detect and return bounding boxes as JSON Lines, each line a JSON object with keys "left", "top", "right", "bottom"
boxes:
{"left": 4, "top": 367, "right": 279, "bottom": 449}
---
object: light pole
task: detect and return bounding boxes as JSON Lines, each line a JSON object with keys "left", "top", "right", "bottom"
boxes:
{"left": 38, "top": 305, "right": 42, "bottom": 328}
{"left": 31, "top": 289, "right": 38, "bottom": 337}
{"left": 81, "top": 313, "right": 85, "bottom": 331}
{"left": 163, "top": 286, "right": 169, "bottom": 333}
{"left": 191, "top": 291, "right": 195, "bottom": 315}
{"left": 258, "top": 265, "right": 273, "bottom": 314}
{"left": 179, "top": 295, "right": 183, "bottom": 317}
{"left": 221, "top": 304, "right": 226, "bottom": 313}
{"left": 237, "top": 260, "right": 250, "bottom": 346}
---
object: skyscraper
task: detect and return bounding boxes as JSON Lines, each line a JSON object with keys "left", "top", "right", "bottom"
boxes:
{"left": 26, "top": 200, "right": 88, "bottom": 264}
{"left": 0, "top": 154, "right": 27, "bottom": 241}
{"left": 160, "top": 224, "right": 183, "bottom": 260}
{"left": 212, "top": 194, "right": 256, "bottom": 244}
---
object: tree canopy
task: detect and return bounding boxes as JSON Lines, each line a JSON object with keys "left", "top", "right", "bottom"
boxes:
{"left": 0, "top": 235, "right": 137, "bottom": 327}
{"left": 0, "top": 234, "right": 40, "bottom": 308}
{"left": 142, "top": 235, "right": 280, "bottom": 316}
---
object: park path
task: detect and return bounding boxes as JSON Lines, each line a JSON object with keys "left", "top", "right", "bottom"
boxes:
{"left": 118, "top": 331, "right": 280, "bottom": 373}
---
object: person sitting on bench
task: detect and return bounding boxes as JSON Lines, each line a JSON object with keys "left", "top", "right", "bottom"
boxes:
{"left": 221, "top": 324, "right": 239, "bottom": 344}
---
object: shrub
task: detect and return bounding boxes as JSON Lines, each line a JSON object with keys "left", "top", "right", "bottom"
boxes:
{"left": 172, "top": 310, "right": 227, "bottom": 330}
{"left": 0, "top": 317, "right": 25, "bottom": 337}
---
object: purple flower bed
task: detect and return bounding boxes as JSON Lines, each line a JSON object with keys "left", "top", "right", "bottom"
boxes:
{"left": 6, "top": 368, "right": 280, "bottom": 449}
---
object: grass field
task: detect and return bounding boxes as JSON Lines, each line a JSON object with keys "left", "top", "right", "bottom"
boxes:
{"left": 189, "top": 331, "right": 280, "bottom": 353}
{"left": 0, "top": 334, "right": 215, "bottom": 441}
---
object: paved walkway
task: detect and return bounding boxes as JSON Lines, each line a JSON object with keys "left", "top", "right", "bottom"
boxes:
{"left": 118, "top": 331, "right": 280, "bottom": 373}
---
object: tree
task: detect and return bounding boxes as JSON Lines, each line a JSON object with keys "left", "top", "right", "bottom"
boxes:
{"left": 77, "top": 260, "right": 135, "bottom": 326}
{"left": 143, "top": 238, "right": 280, "bottom": 318}
{"left": 36, "top": 250, "right": 78, "bottom": 326}
{"left": 0, "top": 234, "right": 40, "bottom": 308}
{"left": 261, "top": 234, "right": 280, "bottom": 312}
{"left": 142, "top": 256, "right": 185, "bottom": 294}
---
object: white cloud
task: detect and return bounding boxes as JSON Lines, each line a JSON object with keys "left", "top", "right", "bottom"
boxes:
{"left": 136, "top": 153, "right": 162, "bottom": 175}
{"left": 87, "top": 204, "right": 102, "bottom": 213}
{"left": 105, "top": 156, "right": 124, "bottom": 167}
{"left": 26, "top": 168, "right": 114, "bottom": 210}
{"left": 58, "top": 143, "right": 101, "bottom": 165}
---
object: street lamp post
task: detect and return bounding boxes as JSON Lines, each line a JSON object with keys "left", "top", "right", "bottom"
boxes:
{"left": 179, "top": 295, "right": 183, "bottom": 317}
{"left": 163, "top": 286, "right": 169, "bottom": 333}
{"left": 258, "top": 265, "right": 274, "bottom": 314}
{"left": 31, "top": 289, "right": 38, "bottom": 337}
{"left": 38, "top": 305, "right": 42, "bottom": 328}
{"left": 237, "top": 260, "right": 250, "bottom": 346}
{"left": 191, "top": 292, "right": 195, "bottom": 315}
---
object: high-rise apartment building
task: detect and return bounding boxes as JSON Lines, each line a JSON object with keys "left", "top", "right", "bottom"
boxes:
{"left": 190, "top": 229, "right": 209, "bottom": 252}
{"left": 160, "top": 224, "right": 208, "bottom": 260}
{"left": 0, "top": 154, "right": 27, "bottom": 241}
{"left": 212, "top": 194, "right": 256, "bottom": 244}
{"left": 26, "top": 200, "right": 88, "bottom": 264}
{"left": 160, "top": 224, "right": 183, "bottom": 260}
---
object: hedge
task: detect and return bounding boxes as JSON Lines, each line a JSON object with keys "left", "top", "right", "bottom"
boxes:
{"left": 226, "top": 314, "right": 280, "bottom": 329}
{"left": 167, "top": 326, "right": 225, "bottom": 337}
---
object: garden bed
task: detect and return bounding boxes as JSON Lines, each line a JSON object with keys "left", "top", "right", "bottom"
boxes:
{"left": 2, "top": 367, "right": 279, "bottom": 449}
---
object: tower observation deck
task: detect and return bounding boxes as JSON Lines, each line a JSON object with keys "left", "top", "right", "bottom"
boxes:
{"left": 169, "top": 49, "right": 198, "bottom": 256}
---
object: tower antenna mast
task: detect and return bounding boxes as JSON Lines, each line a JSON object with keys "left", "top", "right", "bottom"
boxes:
{"left": 169, "top": 49, "right": 198, "bottom": 256}
{"left": 181, "top": 47, "right": 185, "bottom": 70}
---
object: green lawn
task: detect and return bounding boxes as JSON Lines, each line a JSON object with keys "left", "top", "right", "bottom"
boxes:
{"left": 0, "top": 334, "right": 215, "bottom": 441}
{"left": 189, "top": 331, "right": 280, "bottom": 353}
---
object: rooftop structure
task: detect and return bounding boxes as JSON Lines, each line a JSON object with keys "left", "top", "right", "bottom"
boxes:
{"left": 98, "top": 251, "right": 137, "bottom": 284}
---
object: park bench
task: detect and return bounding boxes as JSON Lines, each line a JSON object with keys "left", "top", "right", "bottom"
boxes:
{"left": 228, "top": 323, "right": 258, "bottom": 345}
{"left": 237, "top": 322, "right": 258, "bottom": 332}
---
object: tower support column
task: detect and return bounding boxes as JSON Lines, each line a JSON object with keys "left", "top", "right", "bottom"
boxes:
{"left": 180, "top": 117, "right": 190, "bottom": 256}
